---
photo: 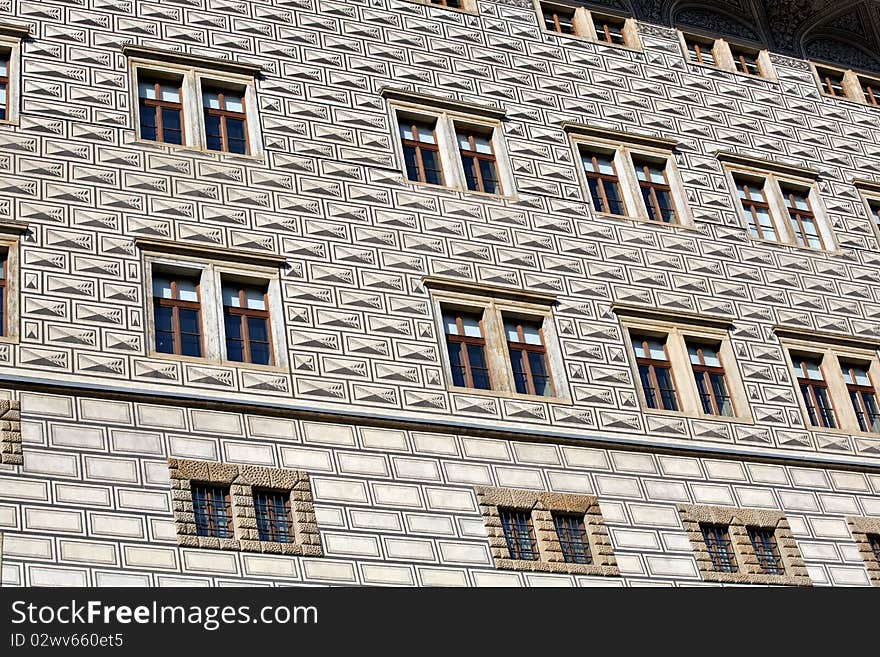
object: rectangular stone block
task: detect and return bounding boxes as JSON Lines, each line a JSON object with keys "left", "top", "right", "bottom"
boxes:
{"left": 58, "top": 540, "right": 118, "bottom": 566}
{"left": 123, "top": 545, "right": 178, "bottom": 570}
{"left": 182, "top": 550, "right": 239, "bottom": 574}
{"left": 28, "top": 566, "right": 89, "bottom": 587}
{"left": 83, "top": 455, "right": 139, "bottom": 483}
{"left": 323, "top": 533, "right": 381, "bottom": 558}
{"left": 349, "top": 509, "right": 402, "bottom": 532}
{"left": 372, "top": 482, "right": 422, "bottom": 508}
{"left": 25, "top": 508, "right": 84, "bottom": 533}
{"left": 280, "top": 446, "right": 334, "bottom": 471}
{"left": 361, "top": 564, "right": 415, "bottom": 586}
{"left": 312, "top": 477, "right": 369, "bottom": 504}
{"left": 383, "top": 537, "right": 435, "bottom": 561}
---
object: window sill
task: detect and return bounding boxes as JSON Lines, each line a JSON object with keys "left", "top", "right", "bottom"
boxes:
{"left": 643, "top": 407, "right": 754, "bottom": 425}
{"left": 129, "top": 137, "right": 265, "bottom": 163}
{"left": 494, "top": 557, "right": 620, "bottom": 577}
{"left": 542, "top": 29, "right": 642, "bottom": 54}
{"left": 0, "top": 336, "right": 19, "bottom": 345}
{"left": 448, "top": 385, "right": 571, "bottom": 405}
{"left": 402, "top": 178, "right": 518, "bottom": 202}
{"left": 147, "top": 352, "right": 285, "bottom": 373}
{"left": 804, "top": 423, "right": 878, "bottom": 437}
{"left": 593, "top": 211, "right": 700, "bottom": 232}
{"left": 746, "top": 234, "right": 838, "bottom": 255}
{"left": 402, "top": 0, "right": 479, "bottom": 16}
{"left": 686, "top": 61, "right": 778, "bottom": 84}
{"left": 818, "top": 91, "right": 876, "bottom": 108}
{"left": 0, "top": 119, "right": 19, "bottom": 128}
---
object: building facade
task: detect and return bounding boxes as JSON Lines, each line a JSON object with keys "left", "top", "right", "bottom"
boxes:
{"left": 1, "top": 0, "right": 880, "bottom": 587}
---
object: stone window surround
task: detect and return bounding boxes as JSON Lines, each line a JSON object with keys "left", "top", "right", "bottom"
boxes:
{"left": 426, "top": 279, "right": 571, "bottom": 403}
{"left": 615, "top": 306, "right": 753, "bottom": 423}
{"left": 0, "top": 399, "right": 21, "bottom": 466}
{"left": 678, "top": 504, "right": 811, "bottom": 586}
{"left": 0, "top": 23, "right": 27, "bottom": 126}
{"left": 0, "top": 227, "right": 22, "bottom": 345}
{"left": 476, "top": 485, "right": 619, "bottom": 577}
{"left": 381, "top": 87, "right": 517, "bottom": 199}
{"left": 169, "top": 458, "right": 322, "bottom": 556}
{"left": 533, "top": 0, "right": 643, "bottom": 52}
{"left": 719, "top": 153, "right": 837, "bottom": 252}
{"left": 563, "top": 123, "right": 695, "bottom": 229}
{"left": 124, "top": 46, "right": 264, "bottom": 160}
{"left": 677, "top": 28, "right": 777, "bottom": 82}
{"left": 853, "top": 178, "right": 880, "bottom": 243}
{"left": 778, "top": 332, "right": 880, "bottom": 436}
{"left": 139, "top": 240, "right": 289, "bottom": 372}
{"left": 846, "top": 516, "right": 880, "bottom": 587}
{"left": 811, "top": 60, "right": 880, "bottom": 107}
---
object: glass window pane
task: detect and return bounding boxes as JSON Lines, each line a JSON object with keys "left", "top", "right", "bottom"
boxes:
{"left": 520, "top": 322, "right": 542, "bottom": 346}
{"left": 247, "top": 316, "right": 269, "bottom": 343}
{"left": 224, "top": 93, "right": 244, "bottom": 113}
{"left": 443, "top": 314, "right": 459, "bottom": 336}
{"left": 178, "top": 308, "right": 200, "bottom": 334}
{"left": 203, "top": 91, "right": 221, "bottom": 109}
{"left": 138, "top": 81, "right": 156, "bottom": 99}
{"left": 461, "top": 315, "right": 482, "bottom": 337}
{"left": 456, "top": 133, "right": 471, "bottom": 151}
{"left": 160, "top": 84, "right": 180, "bottom": 103}
{"left": 245, "top": 288, "right": 267, "bottom": 310}
{"left": 176, "top": 279, "right": 198, "bottom": 302}
{"left": 152, "top": 276, "right": 172, "bottom": 299}
{"left": 647, "top": 340, "right": 665, "bottom": 360}
{"left": 472, "top": 134, "right": 492, "bottom": 154}
{"left": 222, "top": 286, "right": 241, "bottom": 307}
{"left": 154, "top": 306, "right": 173, "bottom": 333}
{"left": 224, "top": 313, "right": 242, "bottom": 339}
{"left": 416, "top": 124, "right": 436, "bottom": 144}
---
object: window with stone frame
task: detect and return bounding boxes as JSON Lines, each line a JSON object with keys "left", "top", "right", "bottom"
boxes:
{"left": 140, "top": 241, "right": 287, "bottom": 369}
{"left": 0, "top": 47, "right": 10, "bottom": 122}
{"left": 812, "top": 61, "right": 880, "bottom": 107}
{"left": 566, "top": 125, "right": 692, "bottom": 228}
{"left": 678, "top": 31, "right": 775, "bottom": 80}
{"left": 679, "top": 504, "right": 811, "bottom": 586}
{"left": 869, "top": 197, "right": 880, "bottom": 235}
{"left": 169, "top": 458, "right": 322, "bottom": 555}
{"left": 385, "top": 90, "right": 514, "bottom": 197}
{"left": 846, "top": 517, "right": 880, "bottom": 587}
{"left": 722, "top": 158, "right": 835, "bottom": 251}
{"left": 0, "top": 28, "right": 24, "bottom": 125}
{"left": 125, "top": 46, "right": 262, "bottom": 157}
{"left": 781, "top": 336, "right": 880, "bottom": 435}
{"left": 476, "top": 486, "right": 619, "bottom": 577}
{"left": 430, "top": 283, "right": 567, "bottom": 401}
{"left": 535, "top": 2, "right": 641, "bottom": 49}
{"left": 619, "top": 310, "right": 751, "bottom": 421}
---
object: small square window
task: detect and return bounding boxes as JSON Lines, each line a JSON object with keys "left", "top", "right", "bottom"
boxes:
{"left": 684, "top": 35, "right": 716, "bottom": 66}
{"left": 700, "top": 524, "right": 738, "bottom": 573}
{"left": 499, "top": 509, "right": 539, "bottom": 561}
{"left": 729, "top": 45, "right": 762, "bottom": 77}
{"left": 592, "top": 13, "right": 627, "bottom": 46}
{"left": 747, "top": 527, "right": 785, "bottom": 575}
{"left": 541, "top": 3, "right": 577, "bottom": 35}
{"left": 869, "top": 534, "right": 880, "bottom": 566}
{"left": 553, "top": 514, "right": 592, "bottom": 564}
{"left": 192, "top": 484, "right": 233, "bottom": 539}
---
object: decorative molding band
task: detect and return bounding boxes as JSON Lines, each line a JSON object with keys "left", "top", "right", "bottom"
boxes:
{"left": 135, "top": 237, "right": 287, "bottom": 268}
{"left": 560, "top": 121, "right": 679, "bottom": 150}
{"left": 852, "top": 178, "right": 880, "bottom": 195}
{"left": 121, "top": 45, "right": 263, "bottom": 76}
{"left": 379, "top": 87, "right": 507, "bottom": 120}
{"left": 610, "top": 302, "right": 734, "bottom": 330}
{"left": 716, "top": 151, "right": 820, "bottom": 180}
{"left": 421, "top": 276, "right": 557, "bottom": 305}
{"left": 0, "top": 22, "right": 31, "bottom": 39}
{"left": 773, "top": 326, "right": 880, "bottom": 351}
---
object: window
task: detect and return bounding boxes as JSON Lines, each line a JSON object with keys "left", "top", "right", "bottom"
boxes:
{"left": 430, "top": 285, "right": 566, "bottom": 400}
{"left": 679, "top": 504, "right": 810, "bottom": 586}
{"left": 700, "top": 524, "right": 737, "bottom": 573}
{"left": 632, "top": 334, "right": 679, "bottom": 411}
{"left": 842, "top": 363, "right": 880, "bottom": 433}
{"left": 137, "top": 76, "right": 184, "bottom": 145}
{"left": 868, "top": 198, "right": 880, "bottom": 235}
{"left": 567, "top": 126, "right": 691, "bottom": 227}
{"left": 535, "top": 3, "right": 640, "bottom": 49}
{"left": 254, "top": 490, "right": 293, "bottom": 543}
{"left": 222, "top": 282, "right": 273, "bottom": 366}
{"left": 126, "top": 46, "right": 262, "bottom": 157}
{"left": 169, "top": 458, "right": 322, "bottom": 555}
{"left": 734, "top": 176, "right": 778, "bottom": 241}
{"left": 688, "top": 341, "right": 735, "bottom": 417}
{"left": 619, "top": 312, "right": 750, "bottom": 421}
{"left": 152, "top": 274, "right": 203, "bottom": 358}
{"left": 0, "top": 49, "right": 8, "bottom": 122}
{"left": 399, "top": 120, "right": 444, "bottom": 186}
{"left": 813, "top": 62, "right": 880, "bottom": 106}
{"left": 505, "top": 318, "right": 553, "bottom": 396}
{"left": 748, "top": 527, "right": 785, "bottom": 576}
{"left": 723, "top": 160, "right": 834, "bottom": 250}
{"left": 0, "top": 31, "right": 23, "bottom": 124}
{"left": 499, "top": 509, "right": 538, "bottom": 561}
{"left": 847, "top": 517, "right": 880, "bottom": 587}
{"left": 428, "top": 0, "right": 463, "bottom": 7}
{"left": 141, "top": 241, "right": 287, "bottom": 369}
{"left": 476, "top": 486, "right": 619, "bottom": 577}
{"left": 783, "top": 338, "right": 880, "bottom": 434}
{"left": 553, "top": 514, "right": 592, "bottom": 565}
{"left": 443, "top": 311, "right": 491, "bottom": 390}
{"left": 203, "top": 85, "right": 248, "bottom": 155}
{"left": 192, "top": 484, "right": 232, "bottom": 539}
{"left": 541, "top": 3, "right": 577, "bottom": 35}
{"left": 679, "top": 32, "right": 775, "bottom": 80}
{"left": 385, "top": 90, "right": 513, "bottom": 197}
{"left": 580, "top": 150, "right": 626, "bottom": 215}
{"left": 0, "top": 250, "right": 6, "bottom": 337}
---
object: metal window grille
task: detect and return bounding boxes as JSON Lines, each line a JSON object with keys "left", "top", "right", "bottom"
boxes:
{"left": 869, "top": 534, "right": 880, "bottom": 566}
{"left": 553, "top": 514, "right": 592, "bottom": 564}
{"left": 254, "top": 489, "right": 293, "bottom": 543}
{"left": 819, "top": 69, "right": 846, "bottom": 97}
{"left": 748, "top": 527, "right": 785, "bottom": 575}
{"left": 862, "top": 78, "right": 879, "bottom": 105}
{"left": 592, "top": 14, "right": 627, "bottom": 46}
{"left": 700, "top": 524, "right": 738, "bottom": 573}
{"left": 192, "top": 484, "right": 232, "bottom": 539}
{"left": 685, "top": 37, "right": 716, "bottom": 66}
{"left": 499, "top": 509, "right": 538, "bottom": 560}
{"left": 730, "top": 47, "right": 762, "bottom": 76}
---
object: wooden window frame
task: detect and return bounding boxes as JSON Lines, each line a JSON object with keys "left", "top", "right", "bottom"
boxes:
{"left": 734, "top": 176, "right": 780, "bottom": 242}
{"left": 580, "top": 148, "right": 627, "bottom": 216}
{"left": 678, "top": 32, "right": 774, "bottom": 80}
{"left": 782, "top": 185, "right": 826, "bottom": 250}
{"left": 860, "top": 76, "right": 880, "bottom": 106}
{"left": 137, "top": 75, "right": 185, "bottom": 145}
{"left": 456, "top": 128, "right": 502, "bottom": 195}
{"left": 399, "top": 119, "right": 444, "bottom": 186}
{"left": 443, "top": 311, "right": 492, "bottom": 391}
{"left": 222, "top": 283, "right": 274, "bottom": 366}
{"left": 794, "top": 356, "right": 838, "bottom": 429}
{"left": 683, "top": 35, "right": 717, "bottom": 66}
{"left": 688, "top": 342, "right": 735, "bottom": 417}
{"left": 153, "top": 274, "right": 204, "bottom": 358}
{"left": 633, "top": 158, "right": 679, "bottom": 224}
{"left": 0, "top": 34, "right": 22, "bottom": 125}
{"left": 504, "top": 317, "right": 554, "bottom": 397}
{"left": 0, "top": 48, "right": 9, "bottom": 122}
{"left": 202, "top": 86, "right": 250, "bottom": 155}
{"left": 632, "top": 333, "right": 680, "bottom": 412}
{"left": 540, "top": 3, "right": 577, "bottom": 35}
{"left": 841, "top": 362, "right": 880, "bottom": 434}
{"left": 591, "top": 13, "right": 627, "bottom": 46}
{"left": 868, "top": 197, "right": 880, "bottom": 237}
{"left": 0, "top": 252, "right": 6, "bottom": 338}
{"left": 812, "top": 62, "right": 880, "bottom": 106}
{"left": 729, "top": 45, "right": 763, "bottom": 77}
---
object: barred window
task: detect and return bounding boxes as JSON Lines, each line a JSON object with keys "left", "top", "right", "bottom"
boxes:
{"left": 729, "top": 45, "right": 762, "bottom": 77}
{"left": 192, "top": 484, "right": 232, "bottom": 539}
{"left": 869, "top": 534, "right": 880, "bottom": 566}
{"left": 504, "top": 318, "right": 553, "bottom": 397}
{"left": 700, "top": 524, "right": 737, "bottom": 573}
{"left": 0, "top": 250, "right": 7, "bottom": 337}
{"left": 443, "top": 311, "right": 492, "bottom": 390}
{"left": 748, "top": 527, "right": 785, "bottom": 575}
{"left": 580, "top": 149, "right": 626, "bottom": 215}
{"left": 861, "top": 77, "right": 879, "bottom": 106}
{"left": 841, "top": 362, "right": 880, "bottom": 433}
{"left": 592, "top": 13, "right": 627, "bottom": 46}
{"left": 794, "top": 356, "right": 837, "bottom": 429}
{"left": 688, "top": 342, "right": 735, "bottom": 417}
{"left": 254, "top": 489, "right": 293, "bottom": 543}
{"left": 541, "top": 3, "right": 576, "bottom": 35}
{"left": 499, "top": 509, "right": 538, "bottom": 560}
{"left": 684, "top": 35, "right": 716, "bottom": 66}
{"left": 735, "top": 176, "right": 778, "bottom": 241}
{"left": 632, "top": 333, "right": 679, "bottom": 411}
{"left": 553, "top": 514, "right": 591, "bottom": 565}
{"left": 817, "top": 67, "right": 846, "bottom": 97}
{"left": 428, "top": 0, "right": 463, "bottom": 7}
